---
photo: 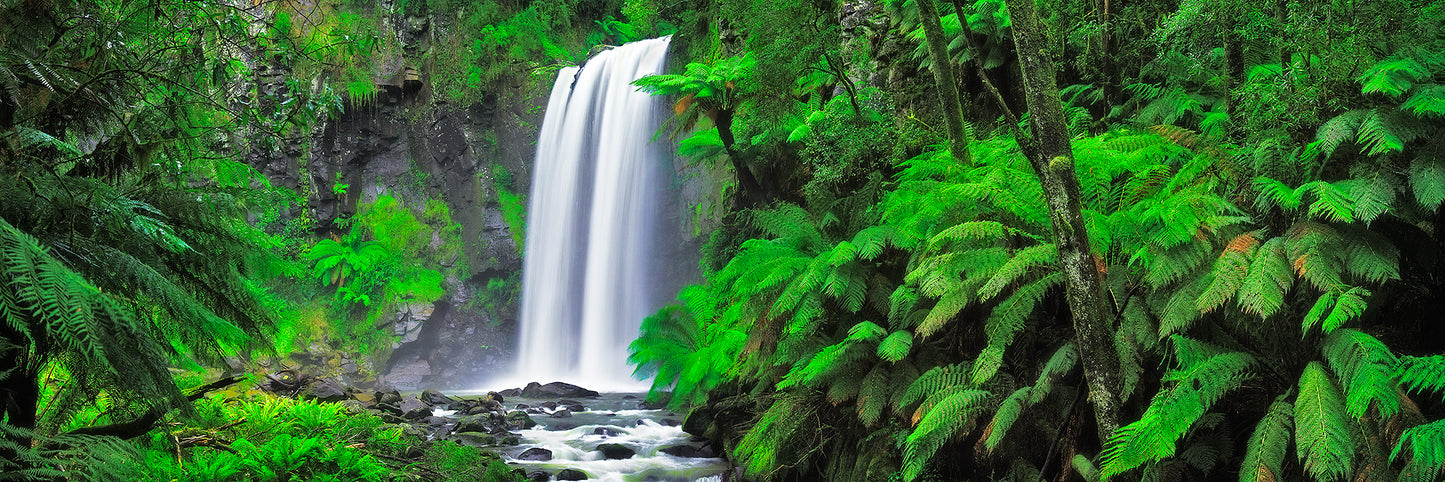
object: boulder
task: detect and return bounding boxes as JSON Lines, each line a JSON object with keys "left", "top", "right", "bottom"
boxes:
{"left": 486, "top": 391, "right": 505, "bottom": 404}
{"left": 658, "top": 419, "right": 681, "bottom": 427}
{"left": 399, "top": 395, "right": 431, "bottom": 420}
{"left": 661, "top": 444, "right": 717, "bottom": 458}
{"left": 556, "top": 469, "right": 589, "bottom": 481}
{"left": 497, "top": 388, "right": 522, "bottom": 398}
{"left": 564, "top": 404, "right": 585, "bottom": 413}
{"left": 551, "top": 423, "right": 579, "bottom": 431}
{"left": 597, "top": 443, "right": 635, "bottom": 460}
{"left": 593, "top": 427, "right": 624, "bottom": 437}
{"left": 505, "top": 411, "right": 537, "bottom": 429}
{"left": 376, "top": 388, "right": 403, "bottom": 406}
{"left": 306, "top": 378, "right": 348, "bottom": 402}
{"left": 424, "top": 416, "right": 449, "bottom": 426}
{"left": 524, "top": 471, "right": 548, "bottom": 482}
{"left": 549, "top": 409, "right": 572, "bottom": 418}
{"left": 538, "top": 401, "right": 559, "bottom": 410}
{"left": 499, "top": 435, "right": 521, "bottom": 445}
{"left": 451, "top": 431, "right": 497, "bottom": 446}
{"left": 421, "top": 389, "right": 455, "bottom": 407}
{"left": 454, "top": 414, "right": 491, "bottom": 433}
{"left": 516, "top": 447, "right": 553, "bottom": 461}
{"left": 520, "top": 381, "right": 600, "bottom": 399}
{"left": 682, "top": 408, "right": 712, "bottom": 438}
{"left": 351, "top": 392, "right": 376, "bottom": 405}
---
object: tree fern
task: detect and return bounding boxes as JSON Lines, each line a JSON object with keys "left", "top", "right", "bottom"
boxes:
{"left": 1408, "top": 156, "right": 1445, "bottom": 210}
{"left": 878, "top": 331, "right": 913, "bottom": 362}
{"left": 1402, "top": 85, "right": 1445, "bottom": 118}
{"left": 1239, "top": 395, "right": 1294, "bottom": 482}
{"left": 977, "top": 243, "right": 1057, "bottom": 301}
{"left": 1236, "top": 237, "right": 1292, "bottom": 318}
{"left": 1358, "top": 58, "right": 1428, "bottom": 98}
{"left": 1295, "top": 362, "right": 1354, "bottom": 482}
{"left": 1391, "top": 419, "right": 1445, "bottom": 480}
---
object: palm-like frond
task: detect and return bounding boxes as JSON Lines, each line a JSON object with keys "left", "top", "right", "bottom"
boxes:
{"left": 1295, "top": 362, "right": 1354, "bottom": 482}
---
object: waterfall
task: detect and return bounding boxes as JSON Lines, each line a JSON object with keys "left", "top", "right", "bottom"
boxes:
{"left": 510, "top": 37, "right": 671, "bottom": 391}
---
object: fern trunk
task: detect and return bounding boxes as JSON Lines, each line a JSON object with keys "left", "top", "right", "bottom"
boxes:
{"left": 915, "top": 0, "right": 971, "bottom": 163}
{"left": 1003, "top": 0, "right": 1123, "bottom": 441}
{"left": 714, "top": 109, "right": 769, "bottom": 205}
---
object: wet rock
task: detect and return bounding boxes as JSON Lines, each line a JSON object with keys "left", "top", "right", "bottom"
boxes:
{"left": 505, "top": 410, "right": 537, "bottom": 429}
{"left": 421, "top": 389, "right": 455, "bottom": 407}
{"left": 556, "top": 469, "right": 589, "bottom": 481}
{"left": 550, "top": 422, "right": 578, "bottom": 430}
{"left": 661, "top": 444, "right": 717, "bottom": 458}
{"left": 514, "top": 404, "right": 530, "bottom": 410}
{"left": 306, "top": 378, "right": 349, "bottom": 402}
{"left": 498, "top": 388, "right": 522, "bottom": 398}
{"left": 556, "top": 399, "right": 582, "bottom": 406}
{"left": 499, "top": 435, "right": 521, "bottom": 445}
{"left": 486, "top": 391, "right": 506, "bottom": 404}
{"left": 593, "top": 427, "right": 624, "bottom": 437}
{"left": 451, "top": 431, "right": 497, "bottom": 446}
{"left": 399, "top": 395, "right": 431, "bottom": 420}
{"left": 564, "top": 404, "right": 585, "bottom": 413}
{"left": 538, "top": 401, "right": 559, "bottom": 410}
{"left": 638, "top": 400, "right": 666, "bottom": 409}
{"left": 658, "top": 419, "right": 681, "bottom": 427}
{"left": 520, "top": 381, "right": 600, "bottom": 398}
{"left": 597, "top": 443, "right": 636, "bottom": 460}
{"left": 351, "top": 392, "right": 376, "bottom": 406}
{"left": 516, "top": 447, "right": 553, "bottom": 461}
{"left": 425, "top": 416, "right": 449, "bottom": 426}
{"left": 682, "top": 409, "right": 712, "bottom": 438}
{"left": 376, "top": 388, "right": 403, "bottom": 406}
{"left": 454, "top": 414, "right": 490, "bottom": 433}
{"left": 549, "top": 408, "right": 572, "bottom": 418}
{"left": 524, "top": 470, "right": 549, "bottom": 482}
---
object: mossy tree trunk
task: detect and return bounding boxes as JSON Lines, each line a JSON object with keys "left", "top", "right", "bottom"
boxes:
{"left": 916, "top": 0, "right": 971, "bottom": 163}
{"left": 1004, "top": 0, "right": 1123, "bottom": 442}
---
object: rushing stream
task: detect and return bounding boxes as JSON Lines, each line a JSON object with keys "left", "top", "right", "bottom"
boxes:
{"left": 452, "top": 391, "right": 729, "bottom": 481}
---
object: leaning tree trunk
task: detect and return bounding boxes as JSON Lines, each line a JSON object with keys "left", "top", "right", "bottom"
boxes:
{"left": 915, "top": 0, "right": 971, "bottom": 163}
{"left": 1003, "top": 0, "right": 1123, "bottom": 442}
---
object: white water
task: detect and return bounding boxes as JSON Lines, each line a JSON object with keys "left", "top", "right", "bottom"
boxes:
{"left": 508, "top": 37, "right": 672, "bottom": 391}
{"left": 496, "top": 394, "right": 729, "bottom": 482}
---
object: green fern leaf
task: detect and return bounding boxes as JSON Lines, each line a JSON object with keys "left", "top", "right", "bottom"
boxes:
{"left": 878, "top": 330, "right": 913, "bottom": 362}
{"left": 1395, "top": 355, "right": 1445, "bottom": 397}
{"left": 901, "top": 389, "right": 990, "bottom": 481}
{"left": 1322, "top": 287, "right": 1370, "bottom": 334}
{"left": 1402, "top": 85, "right": 1445, "bottom": 118}
{"left": 1099, "top": 337, "right": 1254, "bottom": 478}
{"left": 1295, "top": 362, "right": 1354, "bottom": 482}
{"left": 1308, "top": 110, "right": 1366, "bottom": 159}
{"left": 973, "top": 272, "right": 1062, "bottom": 385}
{"left": 1409, "top": 156, "right": 1445, "bottom": 210}
{"left": 1239, "top": 395, "right": 1294, "bottom": 482}
{"left": 1391, "top": 418, "right": 1445, "bottom": 472}
{"left": 857, "top": 363, "right": 891, "bottom": 427}
{"left": 1198, "top": 232, "right": 1259, "bottom": 313}
{"left": 983, "top": 387, "right": 1030, "bottom": 453}
{"left": 1358, "top": 58, "right": 1427, "bottom": 97}
{"left": 1237, "top": 238, "right": 1292, "bottom": 318}
{"left": 1323, "top": 329, "right": 1399, "bottom": 418}
{"left": 977, "top": 243, "right": 1057, "bottom": 301}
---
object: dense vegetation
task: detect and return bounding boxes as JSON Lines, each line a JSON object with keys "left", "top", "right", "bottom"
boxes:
{"left": 626, "top": 0, "right": 1445, "bottom": 481}
{"left": 4, "top": 0, "right": 1445, "bottom": 480}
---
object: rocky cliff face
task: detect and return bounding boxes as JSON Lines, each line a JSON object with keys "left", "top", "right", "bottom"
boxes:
{"left": 247, "top": 11, "right": 548, "bottom": 389}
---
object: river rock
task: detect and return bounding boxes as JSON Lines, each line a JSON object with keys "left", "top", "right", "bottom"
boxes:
{"left": 538, "top": 401, "right": 558, "bottom": 410}
{"left": 593, "top": 427, "right": 624, "bottom": 437}
{"left": 451, "top": 431, "right": 497, "bottom": 446}
{"left": 376, "top": 388, "right": 403, "bottom": 406}
{"left": 399, "top": 395, "right": 430, "bottom": 420}
{"left": 424, "top": 416, "right": 449, "bottom": 426}
{"left": 453, "top": 414, "right": 490, "bottom": 433}
{"left": 661, "top": 444, "right": 716, "bottom": 458}
{"left": 498, "top": 388, "right": 522, "bottom": 398}
{"left": 499, "top": 435, "right": 520, "bottom": 445}
{"left": 524, "top": 471, "right": 548, "bottom": 482}
{"left": 520, "top": 381, "right": 600, "bottom": 398}
{"left": 486, "top": 391, "right": 505, "bottom": 404}
{"left": 305, "top": 378, "right": 348, "bottom": 402}
{"left": 516, "top": 447, "right": 553, "bottom": 461}
{"left": 597, "top": 443, "right": 635, "bottom": 460}
{"left": 505, "top": 410, "right": 537, "bottom": 429}
{"left": 564, "top": 404, "right": 585, "bottom": 413}
{"left": 421, "top": 389, "right": 455, "bottom": 407}
{"left": 549, "top": 408, "right": 572, "bottom": 418}
{"left": 658, "top": 419, "right": 681, "bottom": 427}
{"left": 556, "top": 469, "right": 589, "bottom": 481}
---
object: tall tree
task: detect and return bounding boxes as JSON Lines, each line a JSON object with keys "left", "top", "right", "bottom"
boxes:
{"left": 1003, "top": 0, "right": 1123, "bottom": 440}
{"left": 915, "top": 0, "right": 971, "bottom": 163}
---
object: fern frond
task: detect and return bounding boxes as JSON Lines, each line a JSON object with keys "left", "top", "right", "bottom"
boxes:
{"left": 878, "top": 331, "right": 913, "bottom": 362}
{"left": 1295, "top": 362, "right": 1354, "bottom": 482}
{"left": 1402, "top": 85, "right": 1445, "bottom": 118}
{"left": 1410, "top": 156, "right": 1445, "bottom": 210}
{"left": 1197, "top": 233, "right": 1257, "bottom": 313}
{"left": 977, "top": 243, "right": 1057, "bottom": 301}
{"left": 1391, "top": 418, "right": 1445, "bottom": 476}
{"left": 1239, "top": 395, "right": 1294, "bottom": 482}
{"left": 1099, "top": 336, "right": 1254, "bottom": 478}
{"left": 1237, "top": 237, "right": 1292, "bottom": 318}
{"left": 857, "top": 363, "right": 892, "bottom": 427}
{"left": 1323, "top": 329, "right": 1399, "bottom": 418}
{"left": 901, "top": 388, "right": 991, "bottom": 481}
{"left": 897, "top": 363, "right": 972, "bottom": 415}
{"left": 973, "top": 272, "right": 1062, "bottom": 385}
{"left": 1358, "top": 58, "right": 1427, "bottom": 98}
{"left": 1308, "top": 110, "right": 1366, "bottom": 159}
{"left": 1396, "top": 355, "right": 1445, "bottom": 397}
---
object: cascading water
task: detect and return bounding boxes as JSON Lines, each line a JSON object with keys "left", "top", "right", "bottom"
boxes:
{"left": 511, "top": 37, "right": 672, "bottom": 391}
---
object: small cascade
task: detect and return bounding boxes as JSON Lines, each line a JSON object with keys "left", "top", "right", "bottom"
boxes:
{"left": 510, "top": 37, "right": 672, "bottom": 390}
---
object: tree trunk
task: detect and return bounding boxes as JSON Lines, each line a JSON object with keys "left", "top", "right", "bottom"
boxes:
{"left": 713, "top": 109, "right": 767, "bottom": 205}
{"left": 1003, "top": 0, "right": 1123, "bottom": 442}
{"left": 915, "top": 0, "right": 971, "bottom": 163}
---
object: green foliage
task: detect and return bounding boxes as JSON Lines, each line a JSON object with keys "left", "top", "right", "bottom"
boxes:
{"left": 1239, "top": 396, "right": 1293, "bottom": 482}
{"left": 1295, "top": 362, "right": 1353, "bottom": 482}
